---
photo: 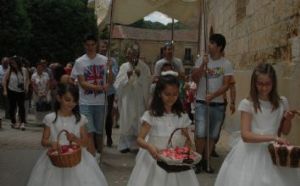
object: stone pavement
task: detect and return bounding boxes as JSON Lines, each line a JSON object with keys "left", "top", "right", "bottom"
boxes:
{"left": 0, "top": 112, "right": 231, "bottom": 186}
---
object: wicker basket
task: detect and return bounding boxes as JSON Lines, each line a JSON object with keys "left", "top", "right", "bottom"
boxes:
{"left": 47, "top": 129, "right": 81, "bottom": 168}
{"left": 157, "top": 128, "right": 201, "bottom": 173}
{"left": 268, "top": 142, "right": 300, "bottom": 168}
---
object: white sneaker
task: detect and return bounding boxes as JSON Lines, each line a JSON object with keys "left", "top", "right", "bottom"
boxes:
{"left": 20, "top": 123, "right": 26, "bottom": 131}
{"left": 95, "top": 152, "right": 101, "bottom": 164}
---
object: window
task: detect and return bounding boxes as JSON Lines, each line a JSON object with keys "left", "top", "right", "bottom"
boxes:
{"left": 236, "top": 0, "right": 248, "bottom": 22}
{"left": 184, "top": 48, "right": 192, "bottom": 61}
{"left": 210, "top": 26, "right": 214, "bottom": 37}
{"left": 160, "top": 47, "right": 164, "bottom": 59}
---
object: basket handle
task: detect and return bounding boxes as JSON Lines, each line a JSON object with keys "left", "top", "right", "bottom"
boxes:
{"left": 56, "top": 129, "right": 71, "bottom": 154}
{"left": 167, "top": 127, "right": 192, "bottom": 149}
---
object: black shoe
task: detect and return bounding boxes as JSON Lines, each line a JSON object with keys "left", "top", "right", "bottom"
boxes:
{"left": 106, "top": 137, "right": 113, "bottom": 147}
{"left": 211, "top": 150, "right": 220, "bottom": 158}
{"left": 193, "top": 162, "right": 202, "bottom": 174}
{"left": 120, "top": 148, "right": 130, "bottom": 153}
{"left": 201, "top": 159, "right": 215, "bottom": 174}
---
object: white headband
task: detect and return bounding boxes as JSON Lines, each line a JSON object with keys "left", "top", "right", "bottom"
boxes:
{"left": 161, "top": 70, "right": 178, "bottom": 77}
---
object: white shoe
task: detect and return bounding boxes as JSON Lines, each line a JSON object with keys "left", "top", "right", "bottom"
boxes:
{"left": 95, "top": 152, "right": 101, "bottom": 164}
{"left": 20, "top": 123, "right": 26, "bottom": 131}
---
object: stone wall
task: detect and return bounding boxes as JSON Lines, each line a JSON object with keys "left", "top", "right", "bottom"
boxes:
{"left": 207, "top": 0, "right": 300, "bottom": 144}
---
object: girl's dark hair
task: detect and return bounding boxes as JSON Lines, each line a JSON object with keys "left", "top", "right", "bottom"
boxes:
{"left": 250, "top": 63, "right": 280, "bottom": 112}
{"left": 150, "top": 74, "right": 184, "bottom": 117}
{"left": 53, "top": 64, "right": 65, "bottom": 82}
{"left": 53, "top": 83, "right": 81, "bottom": 123}
{"left": 9, "top": 55, "right": 23, "bottom": 73}
{"left": 7, "top": 56, "right": 23, "bottom": 81}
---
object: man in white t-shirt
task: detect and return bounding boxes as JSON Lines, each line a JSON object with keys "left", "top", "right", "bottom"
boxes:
{"left": 192, "top": 33, "right": 234, "bottom": 174}
{"left": 71, "top": 33, "right": 112, "bottom": 159}
{"left": 31, "top": 61, "right": 50, "bottom": 123}
{"left": 153, "top": 41, "right": 185, "bottom": 80}
{"left": 152, "top": 42, "right": 186, "bottom": 104}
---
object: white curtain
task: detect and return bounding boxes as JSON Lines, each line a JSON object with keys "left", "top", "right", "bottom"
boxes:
{"left": 97, "top": 0, "right": 200, "bottom": 28}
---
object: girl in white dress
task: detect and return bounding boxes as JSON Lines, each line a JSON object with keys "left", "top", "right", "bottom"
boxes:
{"left": 127, "top": 73, "right": 200, "bottom": 186}
{"left": 215, "top": 63, "right": 300, "bottom": 186}
{"left": 27, "top": 83, "right": 108, "bottom": 186}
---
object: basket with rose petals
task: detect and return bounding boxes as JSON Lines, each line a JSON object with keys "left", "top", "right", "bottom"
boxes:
{"left": 268, "top": 142, "right": 300, "bottom": 168}
{"left": 157, "top": 128, "right": 201, "bottom": 172}
{"left": 47, "top": 130, "right": 81, "bottom": 168}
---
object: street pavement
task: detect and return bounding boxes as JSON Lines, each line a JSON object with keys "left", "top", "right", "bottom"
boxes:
{"left": 0, "top": 112, "right": 231, "bottom": 186}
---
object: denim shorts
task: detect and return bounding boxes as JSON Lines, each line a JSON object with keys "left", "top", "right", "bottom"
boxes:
{"left": 79, "top": 105, "right": 105, "bottom": 134}
{"left": 194, "top": 101, "right": 225, "bottom": 139}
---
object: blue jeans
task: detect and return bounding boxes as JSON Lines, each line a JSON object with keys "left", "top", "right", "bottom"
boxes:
{"left": 79, "top": 105, "right": 105, "bottom": 134}
{"left": 194, "top": 102, "right": 225, "bottom": 139}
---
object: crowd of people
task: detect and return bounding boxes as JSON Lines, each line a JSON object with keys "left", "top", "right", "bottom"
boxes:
{"left": 0, "top": 56, "right": 72, "bottom": 128}
{"left": 1, "top": 32, "right": 299, "bottom": 186}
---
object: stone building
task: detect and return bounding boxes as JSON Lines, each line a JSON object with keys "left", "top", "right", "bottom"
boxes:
{"left": 89, "top": 0, "right": 300, "bottom": 143}
{"left": 206, "top": 0, "right": 300, "bottom": 143}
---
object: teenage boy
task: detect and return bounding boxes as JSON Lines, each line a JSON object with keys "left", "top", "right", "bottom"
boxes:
{"left": 192, "top": 33, "right": 234, "bottom": 173}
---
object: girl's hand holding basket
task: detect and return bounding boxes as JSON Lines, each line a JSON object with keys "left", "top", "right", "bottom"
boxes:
{"left": 268, "top": 109, "right": 300, "bottom": 168}
{"left": 284, "top": 110, "right": 296, "bottom": 121}
{"left": 47, "top": 130, "right": 81, "bottom": 168}
{"left": 157, "top": 128, "right": 202, "bottom": 173}
{"left": 66, "top": 132, "right": 79, "bottom": 143}
{"left": 50, "top": 141, "right": 60, "bottom": 151}
{"left": 147, "top": 144, "right": 159, "bottom": 160}
{"left": 275, "top": 137, "right": 290, "bottom": 145}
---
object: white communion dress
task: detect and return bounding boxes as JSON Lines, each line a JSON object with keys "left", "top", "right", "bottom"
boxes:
{"left": 127, "top": 111, "right": 200, "bottom": 186}
{"left": 27, "top": 113, "right": 108, "bottom": 186}
{"left": 215, "top": 98, "right": 300, "bottom": 186}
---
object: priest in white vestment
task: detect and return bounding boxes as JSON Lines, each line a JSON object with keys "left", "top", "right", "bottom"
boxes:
{"left": 114, "top": 42, "right": 151, "bottom": 153}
